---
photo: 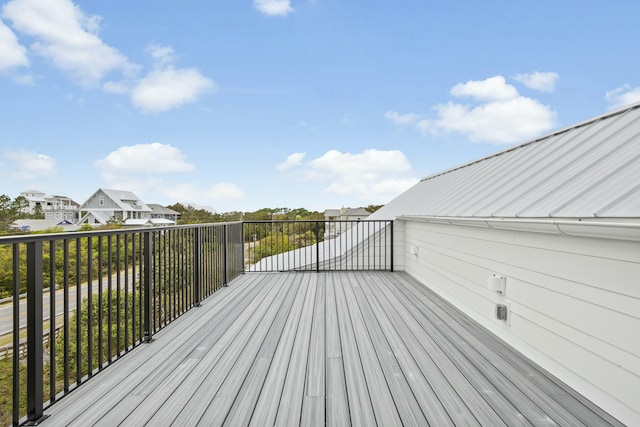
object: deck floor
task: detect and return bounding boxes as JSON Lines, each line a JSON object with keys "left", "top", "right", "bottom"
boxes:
{"left": 42, "top": 272, "right": 621, "bottom": 426}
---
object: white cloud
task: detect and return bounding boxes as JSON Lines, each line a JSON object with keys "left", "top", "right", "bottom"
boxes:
{"left": 278, "top": 149, "right": 419, "bottom": 203}
{"left": 276, "top": 152, "right": 305, "bottom": 171}
{"left": 513, "top": 71, "right": 559, "bottom": 93}
{"left": 3, "top": 2, "right": 212, "bottom": 113}
{"left": 0, "top": 18, "right": 28, "bottom": 72}
{"left": 384, "top": 110, "right": 421, "bottom": 125}
{"left": 131, "top": 66, "right": 215, "bottom": 112}
{"left": 2, "top": 0, "right": 135, "bottom": 86}
{"left": 94, "top": 143, "right": 243, "bottom": 206}
{"left": 450, "top": 75, "right": 519, "bottom": 102}
{"left": 418, "top": 96, "right": 557, "bottom": 144}
{"left": 388, "top": 75, "right": 557, "bottom": 145}
{"left": 146, "top": 44, "right": 176, "bottom": 67}
{"left": 1, "top": 149, "right": 56, "bottom": 181}
{"left": 254, "top": 0, "right": 293, "bottom": 16}
{"left": 605, "top": 84, "right": 640, "bottom": 110}
{"left": 95, "top": 143, "right": 195, "bottom": 174}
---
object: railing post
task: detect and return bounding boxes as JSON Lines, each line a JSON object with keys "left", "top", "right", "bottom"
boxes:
{"left": 390, "top": 220, "right": 394, "bottom": 272}
{"left": 315, "top": 221, "right": 320, "bottom": 273}
{"left": 223, "top": 224, "right": 228, "bottom": 286}
{"left": 241, "top": 223, "right": 245, "bottom": 273}
{"left": 12, "top": 245, "right": 20, "bottom": 426}
{"left": 143, "top": 231, "right": 153, "bottom": 342}
{"left": 26, "top": 241, "right": 47, "bottom": 423}
{"left": 194, "top": 227, "right": 202, "bottom": 306}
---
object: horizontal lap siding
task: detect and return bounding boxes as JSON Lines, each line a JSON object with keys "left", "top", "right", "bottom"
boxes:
{"left": 402, "top": 219, "right": 640, "bottom": 425}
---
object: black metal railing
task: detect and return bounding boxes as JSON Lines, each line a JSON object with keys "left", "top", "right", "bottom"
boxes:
{"left": 1, "top": 219, "right": 392, "bottom": 425}
{"left": 243, "top": 220, "right": 393, "bottom": 272}
{"left": 0, "top": 222, "right": 243, "bottom": 426}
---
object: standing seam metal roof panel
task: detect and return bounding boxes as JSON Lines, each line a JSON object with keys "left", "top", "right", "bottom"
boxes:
{"left": 370, "top": 103, "right": 640, "bottom": 220}
{"left": 473, "top": 121, "right": 607, "bottom": 217}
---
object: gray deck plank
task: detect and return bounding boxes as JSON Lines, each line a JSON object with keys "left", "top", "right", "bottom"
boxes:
{"left": 40, "top": 271, "right": 623, "bottom": 427}
{"left": 333, "top": 274, "right": 378, "bottom": 426}
{"left": 114, "top": 273, "right": 285, "bottom": 427}
{"left": 340, "top": 273, "right": 402, "bottom": 426}
{"left": 46, "top": 273, "right": 267, "bottom": 427}
{"left": 172, "top": 271, "right": 294, "bottom": 426}
{"left": 193, "top": 273, "right": 299, "bottom": 426}
{"left": 364, "top": 273, "right": 495, "bottom": 426}
{"left": 347, "top": 272, "right": 429, "bottom": 426}
{"left": 388, "top": 273, "right": 585, "bottom": 426}
{"left": 325, "top": 274, "right": 350, "bottom": 426}
{"left": 398, "top": 273, "right": 625, "bottom": 427}
{"left": 248, "top": 274, "right": 312, "bottom": 426}
{"left": 274, "top": 274, "right": 317, "bottom": 426}
{"left": 357, "top": 272, "right": 455, "bottom": 426}
{"left": 223, "top": 273, "right": 305, "bottom": 426}
{"left": 114, "top": 274, "right": 278, "bottom": 427}
{"left": 300, "top": 273, "right": 326, "bottom": 427}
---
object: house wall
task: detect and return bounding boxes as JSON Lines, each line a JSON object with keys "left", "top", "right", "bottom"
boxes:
{"left": 400, "top": 218, "right": 640, "bottom": 426}
{"left": 84, "top": 190, "right": 120, "bottom": 210}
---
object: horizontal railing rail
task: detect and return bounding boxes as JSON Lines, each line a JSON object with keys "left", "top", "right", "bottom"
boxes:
{"left": 0, "top": 222, "right": 243, "bottom": 426}
{"left": 243, "top": 220, "right": 393, "bottom": 272}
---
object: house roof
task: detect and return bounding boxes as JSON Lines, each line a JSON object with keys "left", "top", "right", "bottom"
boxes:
{"left": 82, "top": 188, "right": 151, "bottom": 212}
{"left": 148, "top": 204, "right": 180, "bottom": 215}
{"left": 150, "top": 218, "right": 176, "bottom": 225}
{"left": 342, "top": 207, "right": 371, "bottom": 217}
{"left": 372, "top": 103, "right": 640, "bottom": 220}
{"left": 81, "top": 210, "right": 112, "bottom": 225}
{"left": 123, "top": 218, "right": 176, "bottom": 227}
{"left": 124, "top": 218, "right": 152, "bottom": 226}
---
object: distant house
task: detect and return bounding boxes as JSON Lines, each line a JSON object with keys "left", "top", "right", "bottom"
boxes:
{"left": 369, "top": 102, "right": 640, "bottom": 425}
{"left": 19, "top": 190, "right": 79, "bottom": 222}
{"left": 324, "top": 207, "right": 371, "bottom": 238}
{"left": 78, "top": 189, "right": 152, "bottom": 226}
{"left": 148, "top": 204, "right": 181, "bottom": 224}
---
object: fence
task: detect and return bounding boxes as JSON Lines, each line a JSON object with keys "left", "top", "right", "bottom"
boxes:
{"left": 243, "top": 220, "right": 393, "bottom": 272}
{"left": 0, "top": 222, "right": 243, "bottom": 426}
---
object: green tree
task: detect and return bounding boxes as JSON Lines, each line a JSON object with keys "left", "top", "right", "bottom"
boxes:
{"left": 365, "top": 204, "right": 384, "bottom": 213}
{"left": 0, "top": 194, "right": 29, "bottom": 231}
{"left": 167, "top": 203, "right": 223, "bottom": 224}
{"left": 78, "top": 223, "right": 94, "bottom": 232}
{"left": 32, "top": 204, "right": 43, "bottom": 219}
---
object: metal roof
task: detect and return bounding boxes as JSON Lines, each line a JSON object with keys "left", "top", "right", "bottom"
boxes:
{"left": 148, "top": 203, "right": 180, "bottom": 215}
{"left": 373, "top": 103, "right": 640, "bottom": 219}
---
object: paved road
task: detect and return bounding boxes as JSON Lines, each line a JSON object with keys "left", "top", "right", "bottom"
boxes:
{"left": 0, "top": 271, "right": 135, "bottom": 336}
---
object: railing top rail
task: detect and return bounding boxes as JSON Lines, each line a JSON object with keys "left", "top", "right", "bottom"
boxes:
{"left": 0, "top": 220, "right": 391, "bottom": 245}
{"left": 243, "top": 220, "right": 391, "bottom": 223}
{"left": 0, "top": 221, "right": 244, "bottom": 244}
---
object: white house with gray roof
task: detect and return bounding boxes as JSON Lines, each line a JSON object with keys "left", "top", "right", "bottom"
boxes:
{"left": 368, "top": 102, "right": 640, "bottom": 425}
{"left": 148, "top": 203, "right": 180, "bottom": 224}
{"left": 77, "top": 189, "right": 152, "bottom": 226}
{"left": 323, "top": 207, "right": 371, "bottom": 238}
{"left": 19, "top": 189, "right": 79, "bottom": 222}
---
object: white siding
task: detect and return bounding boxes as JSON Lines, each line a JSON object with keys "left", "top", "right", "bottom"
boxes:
{"left": 401, "top": 218, "right": 640, "bottom": 426}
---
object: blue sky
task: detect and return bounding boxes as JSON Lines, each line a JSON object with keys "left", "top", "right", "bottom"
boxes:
{"left": 1, "top": 0, "right": 639, "bottom": 213}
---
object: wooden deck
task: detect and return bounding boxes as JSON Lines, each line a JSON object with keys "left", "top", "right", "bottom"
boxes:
{"left": 41, "top": 272, "right": 622, "bottom": 426}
